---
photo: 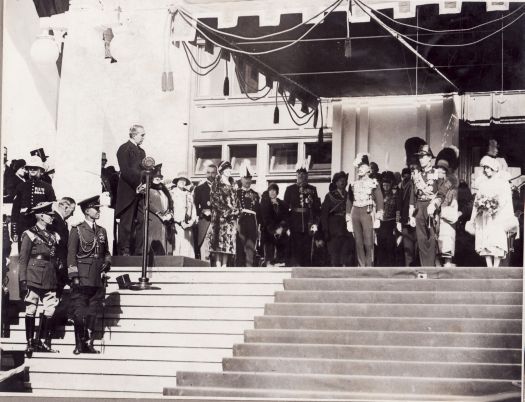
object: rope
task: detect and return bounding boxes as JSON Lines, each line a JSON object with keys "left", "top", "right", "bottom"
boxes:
{"left": 356, "top": 1, "right": 525, "bottom": 34}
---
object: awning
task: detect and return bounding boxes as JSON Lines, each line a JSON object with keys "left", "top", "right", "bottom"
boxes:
{"left": 187, "top": 1, "right": 524, "bottom": 101}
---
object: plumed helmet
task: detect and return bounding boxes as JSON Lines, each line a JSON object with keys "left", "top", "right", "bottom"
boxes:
{"left": 435, "top": 146, "right": 459, "bottom": 172}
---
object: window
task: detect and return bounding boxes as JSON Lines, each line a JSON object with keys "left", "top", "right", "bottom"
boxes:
{"left": 269, "top": 143, "right": 297, "bottom": 172}
{"left": 229, "top": 144, "right": 257, "bottom": 174}
{"left": 194, "top": 146, "right": 221, "bottom": 174}
{"left": 305, "top": 142, "right": 332, "bottom": 171}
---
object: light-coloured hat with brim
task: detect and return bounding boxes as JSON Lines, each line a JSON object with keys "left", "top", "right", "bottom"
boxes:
{"left": 30, "top": 201, "right": 54, "bottom": 216}
{"left": 173, "top": 172, "right": 191, "bottom": 186}
{"left": 26, "top": 156, "right": 46, "bottom": 170}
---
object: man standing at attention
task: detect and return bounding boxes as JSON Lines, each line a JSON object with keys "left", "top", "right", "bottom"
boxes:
{"left": 284, "top": 166, "right": 321, "bottom": 266}
{"left": 115, "top": 124, "right": 146, "bottom": 255}
{"left": 193, "top": 164, "right": 217, "bottom": 262}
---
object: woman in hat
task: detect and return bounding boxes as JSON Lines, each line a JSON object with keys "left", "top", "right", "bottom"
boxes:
{"left": 347, "top": 154, "right": 384, "bottom": 267}
{"left": 3, "top": 159, "right": 26, "bottom": 203}
{"left": 209, "top": 161, "right": 240, "bottom": 267}
{"left": 170, "top": 172, "right": 197, "bottom": 258}
{"left": 260, "top": 183, "right": 290, "bottom": 266}
{"left": 147, "top": 165, "right": 174, "bottom": 255}
{"left": 466, "top": 155, "right": 518, "bottom": 267}
{"left": 376, "top": 171, "right": 398, "bottom": 267}
{"left": 321, "top": 171, "right": 353, "bottom": 266}
{"left": 433, "top": 147, "right": 459, "bottom": 267}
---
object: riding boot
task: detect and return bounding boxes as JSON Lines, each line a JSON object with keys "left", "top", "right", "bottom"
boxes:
{"left": 37, "top": 314, "right": 58, "bottom": 353}
{"left": 24, "top": 316, "right": 35, "bottom": 358}
{"left": 83, "top": 315, "right": 99, "bottom": 354}
{"left": 73, "top": 320, "right": 84, "bottom": 355}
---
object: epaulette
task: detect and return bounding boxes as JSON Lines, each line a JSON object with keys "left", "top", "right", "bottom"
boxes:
{"left": 22, "top": 229, "right": 37, "bottom": 242}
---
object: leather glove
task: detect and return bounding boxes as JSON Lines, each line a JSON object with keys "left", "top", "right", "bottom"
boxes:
{"left": 101, "top": 262, "right": 111, "bottom": 272}
{"left": 19, "top": 280, "right": 28, "bottom": 295}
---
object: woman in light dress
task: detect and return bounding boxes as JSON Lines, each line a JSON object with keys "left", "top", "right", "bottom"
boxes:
{"left": 466, "top": 155, "right": 517, "bottom": 267}
{"left": 170, "top": 173, "right": 197, "bottom": 258}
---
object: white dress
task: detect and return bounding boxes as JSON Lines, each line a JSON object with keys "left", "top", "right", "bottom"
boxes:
{"left": 170, "top": 187, "right": 197, "bottom": 258}
{"left": 470, "top": 175, "right": 515, "bottom": 258}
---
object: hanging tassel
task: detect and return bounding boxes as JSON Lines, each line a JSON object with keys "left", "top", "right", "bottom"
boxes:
{"left": 313, "top": 107, "right": 319, "bottom": 128}
{"left": 344, "top": 38, "right": 352, "bottom": 58}
{"left": 273, "top": 105, "right": 279, "bottom": 124}
{"left": 223, "top": 60, "right": 229, "bottom": 96}
{"left": 301, "top": 101, "right": 309, "bottom": 114}
{"left": 273, "top": 84, "right": 279, "bottom": 124}
{"left": 223, "top": 76, "right": 230, "bottom": 96}
{"left": 167, "top": 71, "right": 174, "bottom": 91}
{"left": 161, "top": 72, "right": 168, "bottom": 92}
{"left": 318, "top": 127, "right": 324, "bottom": 144}
{"left": 288, "top": 92, "right": 296, "bottom": 106}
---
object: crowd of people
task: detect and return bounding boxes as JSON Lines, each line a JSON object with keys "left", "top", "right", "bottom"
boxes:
{"left": 112, "top": 125, "right": 523, "bottom": 268}
{"left": 2, "top": 127, "right": 523, "bottom": 357}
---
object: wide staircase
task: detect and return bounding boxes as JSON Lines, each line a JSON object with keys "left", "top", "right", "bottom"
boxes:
{"left": 167, "top": 267, "right": 523, "bottom": 401}
{"left": 0, "top": 263, "right": 291, "bottom": 398}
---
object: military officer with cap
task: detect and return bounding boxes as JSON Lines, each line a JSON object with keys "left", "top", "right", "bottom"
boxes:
{"left": 19, "top": 202, "right": 60, "bottom": 357}
{"left": 11, "top": 156, "right": 56, "bottom": 245}
{"left": 236, "top": 167, "right": 260, "bottom": 267}
{"left": 67, "top": 195, "right": 111, "bottom": 354}
{"left": 284, "top": 164, "right": 321, "bottom": 266}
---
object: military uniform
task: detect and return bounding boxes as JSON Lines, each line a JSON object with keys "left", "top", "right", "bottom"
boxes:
{"left": 18, "top": 202, "right": 60, "bottom": 356}
{"left": 410, "top": 164, "right": 446, "bottom": 266}
{"left": 284, "top": 183, "right": 321, "bottom": 266}
{"left": 67, "top": 202, "right": 111, "bottom": 354}
{"left": 236, "top": 187, "right": 260, "bottom": 267}
{"left": 11, "top": 178, "right": 56, "bottom": 242}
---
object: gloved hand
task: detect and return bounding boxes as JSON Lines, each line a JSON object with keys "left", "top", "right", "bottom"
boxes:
{"left": 101, "top": 262, "right": 111, "bottom": 272}
{"left": 427, "top": 202, "right": 436, "bottom": 216}
{"left": 19, "top": 280, "right": 28, "bottom": 295}
{"left": 396, "top": 222, "right": 403, "bottom": 233}
{"left": 409, "top": 217, "right": 416, "bottom": 227}
{"left": 71, "top": 277, "right": 80, "bottom": 289}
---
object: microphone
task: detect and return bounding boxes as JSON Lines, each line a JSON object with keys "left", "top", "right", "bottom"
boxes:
{"left": 141, "top": 157, "right": 155, "bottom": 171}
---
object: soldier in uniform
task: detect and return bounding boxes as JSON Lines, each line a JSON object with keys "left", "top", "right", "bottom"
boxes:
{"left": 284, "top": 166, "right": 321, "bottom": 266}
{"left": 410, "top": 143, "right": 448, "bottom": 266}
{"left": 236, "top": 168, "right": 260, "bottom": 267}
{"left": 19, "top": 202, "right": 60, "bottom": 357}
{"left": 321, "top": 171, "right": 353, "bottom": 266}
{"left": 11, "top": 156, "right": 56, "bottom": 245}
{"left": 67, "top": 196, "right": 111, "bottom": 354}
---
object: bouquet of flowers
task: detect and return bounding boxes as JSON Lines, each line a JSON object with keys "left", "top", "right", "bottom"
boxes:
{"left": 474, "top": 194, "right": 499, "bottom": 217}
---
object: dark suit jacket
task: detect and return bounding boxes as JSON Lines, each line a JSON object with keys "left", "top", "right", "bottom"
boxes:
{"left": 194, "top": 181, "right": 212, "bottom": 247}
{"left": 115, "top": 140, "right": 146, "bottom": 217}
{"left": 49, "top": 212, "right": 69, "bottom": 266}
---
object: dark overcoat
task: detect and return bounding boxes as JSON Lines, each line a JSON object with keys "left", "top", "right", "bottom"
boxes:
{"left": 115, "top": 140, "right": 146, "bottom": 217}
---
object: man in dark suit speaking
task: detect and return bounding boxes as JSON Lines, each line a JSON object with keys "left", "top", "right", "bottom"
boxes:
{"left": 115, "top": 124, "right": 146, "bottom": 255}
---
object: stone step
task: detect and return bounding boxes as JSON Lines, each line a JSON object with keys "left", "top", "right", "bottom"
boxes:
{"left": 29, "top": 357, "right": 221, "bottom": 376}
{"left": 222, "top": 356, "right": 521, "bottom": 380}
{"left": 103, "top": 283, "right": 283, "bottom": 295}
{"left": 10, "top": 318, "right": 253, "bottom": 334}
{"left": 244, "top": 329, "right": 521, "bottom": 348}
{"left": 27, "top": 372, "right": 171, "bottom": 393}
{"left": 2, "top": 344, "right": 231, "bottom": 361}
{"left": 168, "top": 386, "right": 519, "bottom": 400}
{"left": 173, "top": 371, "right": 518, "bottom": 396}
{"left": 232, "top": 343, "right": 521, "bottom": 364}
{"left": 264, "top": 303, "right": 522, "bottom": 319}
{"left": 106, "top": 271, "right": 290, "bottom": 284}
{"left": 283, "top": 278, "right": 522, "bottom": 292}
{"left": 275, "top": 290, "right": 523, "bottom": 305}
{"left": 292, "top": 267, "right": 523, "bottom": 279}
{"left": 20, "top": 306, "right": 264, "bottom": 321}
{"left": 3, "top": 332, "right": 243, "bottom": 348}
{"left": 112, "top": 294, "right": 276, "bottom": 307}
{"left": 254, "top": 315, "right": 522, "bottom": 334}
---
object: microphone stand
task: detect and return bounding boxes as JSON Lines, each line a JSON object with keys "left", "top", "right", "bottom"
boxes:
{"left": 137, "top": 169, "right": 153, "bottom": 289}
